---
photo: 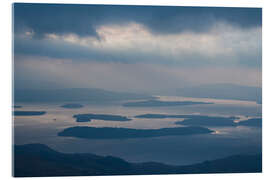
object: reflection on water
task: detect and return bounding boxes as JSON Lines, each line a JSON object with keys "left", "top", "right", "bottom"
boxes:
{"left": 13, "top": 96, "right": 262, "bottom": 165}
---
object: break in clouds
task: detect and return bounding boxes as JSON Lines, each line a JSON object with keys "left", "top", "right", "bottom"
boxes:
{"left": 13, "top": 4, "right": 262, "bottom": 93}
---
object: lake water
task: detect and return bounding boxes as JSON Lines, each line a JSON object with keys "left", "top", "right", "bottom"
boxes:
{"left": 13, "top": 96, "right": 262, "bottom": 165}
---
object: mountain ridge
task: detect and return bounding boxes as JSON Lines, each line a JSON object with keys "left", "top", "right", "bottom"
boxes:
{"left": 14, "top": 143, "right": 262, "bottom": 177}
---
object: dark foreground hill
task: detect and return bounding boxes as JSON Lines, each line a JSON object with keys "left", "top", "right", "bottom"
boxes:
{"left": 14, "top": 144, "right": 262, "bottom": 177}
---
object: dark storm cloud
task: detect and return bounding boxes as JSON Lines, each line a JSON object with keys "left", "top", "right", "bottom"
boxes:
{"left": 13, "top": 3, "right": 99, "bottom": 38}
{"left": 13, "top": 3, "right": 262, "bottom": 38}
{"left": 12, "top": 3, "right": 262, "bottom": 92}
{"left": 15, "top": 35, "right": 261, "bottom": 68}
{"left": 14, "top": 36, "right": 168, "bottom": 64}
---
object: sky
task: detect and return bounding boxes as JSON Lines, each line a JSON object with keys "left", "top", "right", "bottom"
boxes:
{"left": 13, "top": 3, "right": 262, "bottom": 93}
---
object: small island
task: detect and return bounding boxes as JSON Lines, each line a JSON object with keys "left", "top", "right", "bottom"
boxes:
{"left": 175, "top": 116, "right": 237, "bottom": 127}
{"left": 73, "top": 113, "right": 132, "bottom": 122}
{"left": 237, "top": 118, "right": 262, "bottom": 127}
{"left": 135, "top": 114, "right": 239, "bottom": 127}
{"left": 135, "top": 114, "right": 203, "bottom": 119}
{"left": 13, "top": 105, "right": 22, "bottom": 108}
{"left": 61, "top": 103, "right": 84, "bottom": 109}
{"left": 123, "top": 100, "right": 213, "bottom": 107}
{"left": 13, "top": 111, "right": 46, "bottom": 116}
{"left": 58, "top": 126, "right": 213, "bottom": 139}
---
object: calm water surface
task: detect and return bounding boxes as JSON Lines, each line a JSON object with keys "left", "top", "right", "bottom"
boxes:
{"left": 13, "top": 96, "right": 262, "bottom": 165}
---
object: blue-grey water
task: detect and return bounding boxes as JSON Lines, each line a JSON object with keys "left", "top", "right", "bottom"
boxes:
{"left": 13, "top": 96, "right": 262, "bottom": 165}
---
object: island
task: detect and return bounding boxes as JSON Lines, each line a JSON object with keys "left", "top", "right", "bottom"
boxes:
{"left": 13, "top": 111, "right": 46, "bottom": 116}
{"left": 73, "top": 113, "right": 131, "bottom": 122}
{"left": 135, "top": 114, "right": 207, "bottom": 119}
{"left": 14, "top": 143, "right": 262, "bottom": 177}
{"left": 13, "top": 105, "right": 22, "bottom": 108}
{"left": 175, "top": 116, "right": 237, "bottom": 127}
{"left": 123, "top": 100, "right": 213, "bottom": 107}
{"left": 61, "top": 103, "right": 84, "bottom": 109}
{"left": 237, "top": 118, "right": 262, "bottom": 127}
{"left": 58, "top": 126, "right": 213, "bottom": 139}
{"left": 135, "top": 114, "right": 239, "bottom": 127}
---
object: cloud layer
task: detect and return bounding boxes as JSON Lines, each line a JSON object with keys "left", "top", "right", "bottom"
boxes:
{"left": 15, "top": 22, "right": 262, "bottom": 67}
{"left": 14, "top": 4, "right": 261, "bottom": 37}
{"left": 13, "top": 4, "right": 262, "bottom": 91}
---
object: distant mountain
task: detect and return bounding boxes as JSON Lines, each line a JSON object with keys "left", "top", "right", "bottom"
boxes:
{"left": 175, "top": 84, "right": 262, "bottom": 103}
{"left": 123, "top": 100, "right": 213, "bottom": 107}
{"left": 14, "top": 88, "right": 154, "bottom": 103}
{"left": 14, "top": 143, "right": 262, "bottom": 177}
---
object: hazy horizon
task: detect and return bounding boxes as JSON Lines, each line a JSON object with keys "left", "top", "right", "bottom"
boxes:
{"left": 12, "top": 4, "right": 262, "bottom": 176}
{"left": 14, "top": 4, "right": 262, "bottom": 94}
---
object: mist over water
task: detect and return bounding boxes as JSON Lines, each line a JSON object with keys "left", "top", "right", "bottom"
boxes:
{"left": 12, "top": 5, "right": 262, "bottom": 176}
{"left": 14, "top": 96, "right": 262, "bottom": 165}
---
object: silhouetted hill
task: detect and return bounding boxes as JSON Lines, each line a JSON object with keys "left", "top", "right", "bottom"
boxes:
{"left": 14, "top": 88, "right": 154, "bottom": 103}
{"left": 14, "top": 144, "right": 262, "bottom": 177}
